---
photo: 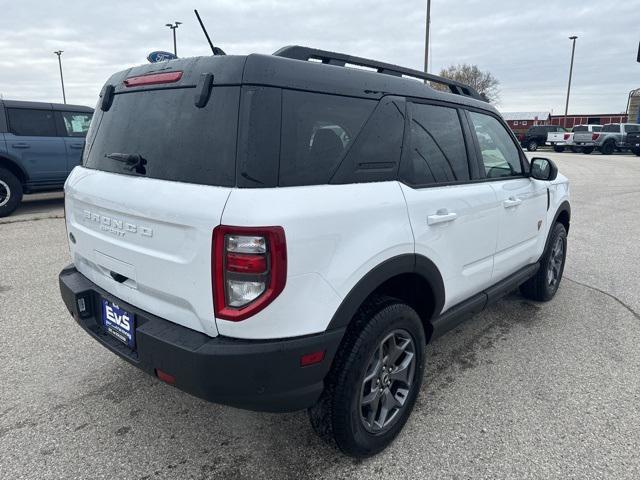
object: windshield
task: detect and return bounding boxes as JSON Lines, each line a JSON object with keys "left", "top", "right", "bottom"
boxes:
{"left": 84, "top": 86, "right": 239, "bottom": 187}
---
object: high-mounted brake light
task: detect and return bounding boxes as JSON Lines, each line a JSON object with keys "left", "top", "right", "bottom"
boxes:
{"left": 592, "top": 133, "right": 600, "bottom": 141}
{"left": 124, "top": 71, "right": 183, "bottom": 87}
{"left": 212, "top": 226, "right": 287, "bottom": 321}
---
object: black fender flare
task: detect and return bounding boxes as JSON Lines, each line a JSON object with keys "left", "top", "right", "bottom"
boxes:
{"left": 326, "top": 253, "right": 445, "bottom": 330}
{"left": 0, "top": 153, "right": 29, "bottom": 183}
{"left": 542, "top": 200, "right": 571, "bottom": 256}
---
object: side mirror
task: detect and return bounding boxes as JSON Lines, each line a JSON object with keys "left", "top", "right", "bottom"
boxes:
{"left": 530, "top": 157, "right": 558, "bottom": 181}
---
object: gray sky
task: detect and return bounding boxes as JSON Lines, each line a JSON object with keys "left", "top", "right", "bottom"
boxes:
{"left": 1, "top": 0, "right": 638, "bottom": 114}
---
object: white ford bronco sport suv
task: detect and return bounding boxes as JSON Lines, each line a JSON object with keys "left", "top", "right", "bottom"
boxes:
{"left": 59, "top": 46, "right": 570, "bottom": 457}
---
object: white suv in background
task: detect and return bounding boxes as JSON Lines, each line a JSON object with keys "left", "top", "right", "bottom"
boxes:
{"left": 59, "top": 46, "right": 571, "bottom": 457}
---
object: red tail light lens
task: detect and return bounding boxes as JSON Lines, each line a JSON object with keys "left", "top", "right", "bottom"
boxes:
{"left": 563, "top": 133, "right": 570, "bottom": 140}
{"left": 124, "top": 71, "right": 183, "bottom": 87}
{"left": 212, "top": 226, "right": 287, "bottom": 321}
{"left": 592, "top": 133, "right": 600, "bottom": 141}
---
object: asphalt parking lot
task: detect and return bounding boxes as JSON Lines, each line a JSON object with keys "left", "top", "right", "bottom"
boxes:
{"left": 1, "top": 152, "right": 639, "bottom": 479}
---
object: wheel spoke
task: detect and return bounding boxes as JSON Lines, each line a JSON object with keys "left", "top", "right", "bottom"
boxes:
{"left": 387, "top": 335, "right": 410, "bottom": 365}
{"left": 389, "top": 353, "right": 414, "bottom": 385}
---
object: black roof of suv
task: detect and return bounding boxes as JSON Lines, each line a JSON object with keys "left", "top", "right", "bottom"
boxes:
{"left": 85, "top": 46, "right": 503, "bottom": 190}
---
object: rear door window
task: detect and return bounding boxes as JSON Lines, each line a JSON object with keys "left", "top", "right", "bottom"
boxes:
{"left": 7, "top": 108, "right": 56, "bottom": 136}
{"left": 624, "top": 124, "right": 640, "bottom": 133}
{"left": 84, "top": 86, "right": 239, "bottom": 187}
{"left": 400, "top": 103, "right": 470, "bottom": 186}
{"left": 278, "top": 91, "right": 376, "bottom": 187}
{"left": 60, "top": 111, "right": 93, "bottom": 137}
{"left": 603, "top": 124, "right": 620, "bottom": 133}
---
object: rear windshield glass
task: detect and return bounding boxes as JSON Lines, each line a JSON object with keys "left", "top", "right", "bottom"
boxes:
{"left": 602, "top": 124, "right": 620, "bottom": 133}
{"left": 84, "top": 86, "right": 239, "bottom": 187}
{"left": 573, "top": 126, "right": 587, "bottom": 132}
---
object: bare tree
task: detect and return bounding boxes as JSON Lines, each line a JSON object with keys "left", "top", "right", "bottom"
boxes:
{"left": 433, "top": 64, "right": 500, "bottom": 104}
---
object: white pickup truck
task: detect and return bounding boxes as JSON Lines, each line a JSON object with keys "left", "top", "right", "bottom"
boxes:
{"left": 546, "top": 124, "right": 603, "bottom": 152}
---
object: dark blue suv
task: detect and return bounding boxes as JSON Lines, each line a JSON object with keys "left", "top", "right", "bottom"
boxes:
{"left": 0, "top": 100, "right": 93, "bottom": 216}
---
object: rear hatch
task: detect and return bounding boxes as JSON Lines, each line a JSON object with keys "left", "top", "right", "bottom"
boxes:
{"left": 574, "top": 131, "right": 596, "bottom": 143}
{"left": 65, "top": 56, "right": 245, "bottom": 336}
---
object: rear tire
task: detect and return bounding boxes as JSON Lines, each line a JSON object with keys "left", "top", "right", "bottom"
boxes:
{"left": 633, "top": 148, "right": 640, "bottom": 157}
{"left": 0, "top": 168, "right": 23, "bottom": 218}
{"left": 570, "top": 146, "right": 581, "bottom": 153}
{"left": 527, "top": 140, "right": 538, "bottom": 152}
{"left": 600, "top": 141, "right": 615, "bottom": 155}
{"left": 553, "top": 146, "right": 565, "bottom": 153}
{"left": 582, "top": 146, "right": 594, "bottom": 154}
{"left": 520, "top": 223, "right": 567, "bottom": 302}
{"left": 308, "top": 297, "right": 426, "bottom": 458}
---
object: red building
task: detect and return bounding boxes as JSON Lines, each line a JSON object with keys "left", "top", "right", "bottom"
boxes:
{"left": 549, "top": 113, "right": 628, "bottom": 128}
{"left": 500, "top": 112, "right": 551, "bottom": 138}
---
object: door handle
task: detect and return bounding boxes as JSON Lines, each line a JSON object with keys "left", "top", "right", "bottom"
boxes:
{"left": 503, "top": 197, "right": 522, "bottom": 208}
{"left": 427, "top": 209, "right": 458, "bottom": 225}
{"left": 12, "top": 143, "right": 30, "bottom": 149}
{"left": 69, "top": 143, "right": 84, "bottom": 149}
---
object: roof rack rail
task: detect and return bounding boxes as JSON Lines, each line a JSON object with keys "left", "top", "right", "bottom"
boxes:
{"left": 273, "top": 45, "right": 487, "bottom": 102}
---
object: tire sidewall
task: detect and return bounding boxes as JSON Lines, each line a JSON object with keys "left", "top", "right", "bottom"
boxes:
{"left": 542, "top": 224, "right": 567, "bottom": 299}
{"left": 527, "top": 140, "right": 538, "bottom": 151}
{"left": 601, "top": 141, "right": 614, "bottom": 155}
{"left": 0, "top": 169, "right": 23, "bottom": 218}
{"left": 333, "top": 303, "right": 425, "bottom": 457}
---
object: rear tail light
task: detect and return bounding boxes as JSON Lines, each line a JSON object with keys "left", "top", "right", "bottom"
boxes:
{"left": 124, "top": 71, "right": 183, "bottom": 87}
{"left": 592, "top": 133, "right": 600, "bottom": 141}
{"left": 212, "top": 226, "right": 286, "bottom": 321}
{"left": 563, "top": 133, "right": 570, "bottom": 140}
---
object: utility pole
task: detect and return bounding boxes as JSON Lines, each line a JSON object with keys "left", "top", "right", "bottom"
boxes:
{"left": 53, "top": 50, "right": 66, "bottom": 104}
{"left": 424, "top": 0, "right": 431, "bottom": 73}
{"left": 165, "top": 22, "right": 182, "bottom": 56}
{"left": 564, "top": 36, "right": 578, "bottom": 128}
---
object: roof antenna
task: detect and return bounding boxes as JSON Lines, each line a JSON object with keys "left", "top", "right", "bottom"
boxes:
{"left": 194, "top": 9, "right": 226, "bottom": 56}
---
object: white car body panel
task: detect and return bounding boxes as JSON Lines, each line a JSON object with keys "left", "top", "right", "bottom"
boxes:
{"left": 65, "top": 166, "right": 232, "bottom": 337}
{"left": 217, "top": 181, "right": 414, "bottom": 339}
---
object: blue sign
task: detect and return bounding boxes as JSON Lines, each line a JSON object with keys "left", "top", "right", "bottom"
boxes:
{"left": 147, "top": 51, "right": 177, "bottom": 63}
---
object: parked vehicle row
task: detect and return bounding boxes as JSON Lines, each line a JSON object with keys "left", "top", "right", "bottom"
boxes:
{"left": 573, "top": 123, "right": 640, "bottom": 155}
{"left": 546, "top": 124, "right": 602, "bottom": 153}
{"left": 0, "top": 100, "right": 93, "bottom": 216}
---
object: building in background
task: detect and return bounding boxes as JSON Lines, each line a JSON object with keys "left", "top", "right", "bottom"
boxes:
{"left": 627, "top": 88, "right": 640, "bottom": 124}
{"left": 549, "top": 113, "right": 628, "bottom": 128}
{"left": 501, "top": 111, "right": 551, "bottom": 139}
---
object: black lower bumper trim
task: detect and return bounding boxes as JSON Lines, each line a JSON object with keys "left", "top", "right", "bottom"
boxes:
{"left": 59, "top": 265, "right": 345, "bottom": 412}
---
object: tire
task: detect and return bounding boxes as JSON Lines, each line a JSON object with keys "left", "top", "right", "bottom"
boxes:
{"left": 633, "top": 148, "right": 640, "bottom": 157}
{"left": 308, "top": 296, "right": 426, "bottom": 457}
{"left": 527, "top": 140, "right": 538, "bottom": 152}
{"left": 0, "top": 168, "right": 23, "bottom": 218}
{"left": 553, "top": 146, "right": 565, "bottom": 153}
{"left": 582, "top": 146, "right": 594, "bottom": 154}
{"left": 520, "top": 223, "right": 567, "bottom": 302}
{"left": 600, "top": 141, "right": 615, "bottom": 155}
{"left": 570, "top": 146, "right": 581, "bottom": 153}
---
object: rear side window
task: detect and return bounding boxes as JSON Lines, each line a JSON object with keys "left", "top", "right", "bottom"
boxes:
{"left": 60, "top": 111, "right": 93, "bottom": 137}
{"left": 625, "top": 124, "right": 640, "bottom": 133}
{"left": 400, "top": 103, "right": 469, "bottom": 186}
{"left": 593, "top": 125, "right": 603, "bottom": 132}
{"left": 278, "top": 91, "right": 376, "bottom": 187}
{"left": 603, "top": 124, "right": 620, "bottom": 133}
{"left": 84, "top": 86, "right": 239, "bottom": 187}
{"left": 7, "top": 108, "right": 56, "bottom": 136}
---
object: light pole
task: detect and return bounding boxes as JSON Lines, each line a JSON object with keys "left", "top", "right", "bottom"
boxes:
{"left": 563, "top": 36, "right": 578, "bottom": 129}
{"left": 53, "top": 50, "right": 66, "bottom": 104}
{"left": 165, "top": 21, "right": 182, "bottom": 56}
{"left": 424, "top": 0, "right": 431, "bottom": 74}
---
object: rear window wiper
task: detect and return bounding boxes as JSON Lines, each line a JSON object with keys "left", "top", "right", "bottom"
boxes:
{"left": 105, "top": 152, "right": 147, "bottom": 174}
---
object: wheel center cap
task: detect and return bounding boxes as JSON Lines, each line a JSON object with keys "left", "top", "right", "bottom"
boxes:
{"left": 381, "top": 372, "right": 390, "bottom": 385}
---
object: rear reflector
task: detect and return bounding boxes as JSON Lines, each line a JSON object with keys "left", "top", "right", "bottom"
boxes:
{"left": 124, "top": 71, "right": 183, "bottom": 87}
{"left": 155, "top": 369, "right": 176, "bottom": 384}
{"left": 300, "top": 350, "right": 325, "bottom": 367}
{"left": 226, "top": 253, "right": 267, "bottom": 273}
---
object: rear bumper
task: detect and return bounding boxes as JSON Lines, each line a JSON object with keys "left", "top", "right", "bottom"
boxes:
{"left": 59, "top": 265, "right": 345, "bottom": 412}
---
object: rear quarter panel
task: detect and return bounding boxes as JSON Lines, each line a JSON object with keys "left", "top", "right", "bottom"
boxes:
{"left": 218, "top": 182, "right": 415, "bottom": 339}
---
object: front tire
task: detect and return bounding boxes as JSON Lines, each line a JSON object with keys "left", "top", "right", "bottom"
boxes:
{"left": 633, "top": 148, "right": 640, "bottom": 157}
{"left": 527, "top": 140, "right": 538, "bottom": 152}
{"left": 0, "top": 168, "right": 23, "bottom": 218}
{"left": 308, "top": 297, "right": 426, "bottom": 457}
{"left": 520, "top": 223, "right": 567, "bottom": 302}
